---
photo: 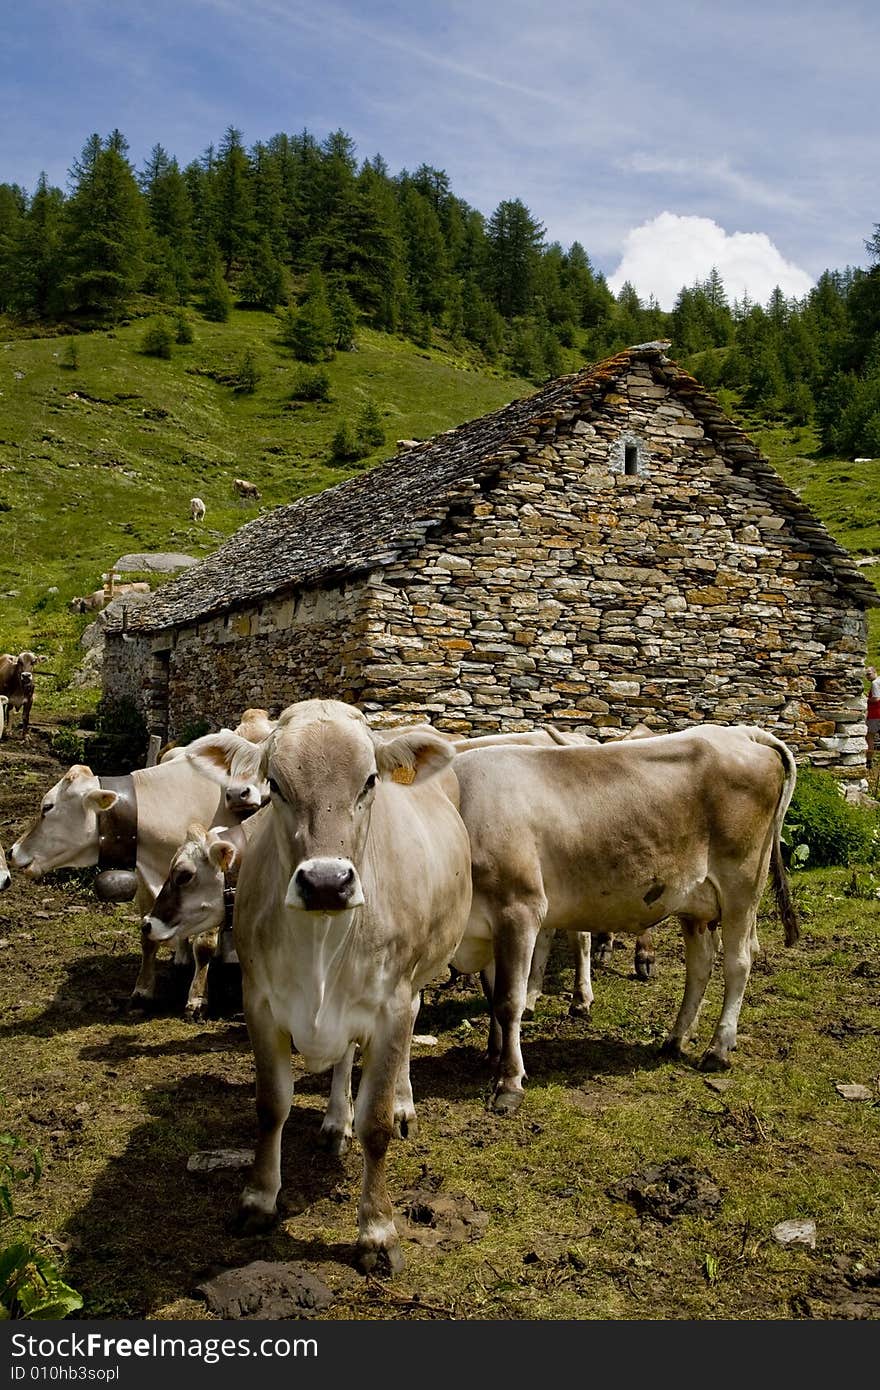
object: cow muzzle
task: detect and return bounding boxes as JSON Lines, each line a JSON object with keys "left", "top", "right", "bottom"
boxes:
{"left": 285, "top": 857, "right": 365, "bottom": 913}
{"left": 0, "top": 867, "right": 10, "bottom": 892}
{"left": 143, "top": 914, "right": 178, "bottom": 944}
{"left": 9, "top": 842, "right": 38, "bottom": 876}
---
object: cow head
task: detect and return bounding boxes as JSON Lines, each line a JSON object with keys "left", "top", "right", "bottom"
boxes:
{"left": 10, "top": 764, "right": 118, "bottom": 879}
{"left": 185, "top": 700, "right": 455, "bottom": 916}
{"left": 14, "top": 651, "right": 42, "bottom": 694}
{"left": 144, "top": 823, "right": 236, "bottom": 945}
{"left": 0, "top": 842, "right": 10, "bottom": 892}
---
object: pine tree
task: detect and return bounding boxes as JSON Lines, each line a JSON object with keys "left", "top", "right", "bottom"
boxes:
{"left": 201, "top": 241, "right": 233, "bottom": 321}
{"left": 285, "top": 268, "right": 335, "bottom": 360}
{"left": 65, "top": 132, "right": 146, "bottom": 317}
{"left": 238, "top": 236, "right": 285, "bottom": 308}
{"left": 485, "top": 198, "right": 545, "bottom": 318}
{"left": 215, "top": 126, "right": 255, "bottom": 274}
{"left": 0, "top": 183, "right": 25, "bottom": 312}
{"left": 328, "top": 278, "right": 357, "bottom": 350}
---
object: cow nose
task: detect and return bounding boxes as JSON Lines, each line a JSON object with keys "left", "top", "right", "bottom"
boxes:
{"left": 293, "top": 861, "right": 357, "bottom": 912}
{"left": 0, "top": 870, "right": 10, "bottom": 891}
{"left": 10, "top": 842, "right": 31, "bottom": 868}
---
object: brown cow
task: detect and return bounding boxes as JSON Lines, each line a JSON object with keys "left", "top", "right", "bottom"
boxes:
{"left": 0, "top": 651, "right": 44, "bottom": 739}
{"left": 451, "top": 724, "right": 800, "bottom": 1112}
{"left": 233, "top": 478, "right": 260, "bottom": 499}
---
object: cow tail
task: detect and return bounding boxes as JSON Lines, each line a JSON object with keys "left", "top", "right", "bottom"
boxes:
{"left": 751, "top": 728, "right": 801, "bottom": 946}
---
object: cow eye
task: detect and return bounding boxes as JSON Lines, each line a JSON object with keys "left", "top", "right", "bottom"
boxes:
{"left": 174, "top": 865, "right": 196, "bottom": 887}
{"left": 362, "top": 773, "right": 377, "bottom": 796}
{"left": 41, "top": 803, "right": 54, "bottom": 818}
{"left": 268, "top": 777, "right": 285, "bottom": 801}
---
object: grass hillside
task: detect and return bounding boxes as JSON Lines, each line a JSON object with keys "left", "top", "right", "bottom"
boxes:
{"left": 0, "top": 310, "right": 877, "bottom": 717}
{"left": 0, "top": 308, "right": 530, "bottom": 706}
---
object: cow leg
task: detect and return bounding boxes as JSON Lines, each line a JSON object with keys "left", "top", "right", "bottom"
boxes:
{"left": 634, "top": 927, "right": 657, "bottom": 980}
{"left": 392, "top": 993, "right": 420, "bottom": 1140}
{"left": 490, "top": 902, "right": 541, "bottom": 1114}
{"left": 353, "top": 997, "right": 411, "bottom": 1276}
{"left": 480, "top": 959, "right": 502, "bottom": 1067}
{"left": 524, "top": 928, "right": 553, "bottom": 1018}
{"left": 184, "top": 930, "right": 217, "bottom": 1022}
{"left": 592, "top": 931, "right": 614, "bottom": 967}
{"left": 701, "top": 907, "right": 756, "bottom": 1071}
{"left": 569, "top": 930, "right": 593, "bottom": 1017}
{"left": 319, "top": 1042, "right": 356, "bottom": 1156}
{"left": 131, "top": 925, "right": 161, "bottom": 1006}
{"left": 237, "top": 998, "right": 293, "bottom": 1234}
{"left": 21, "top": 694, "right": 32, "bottom": 740}
{"left": 660, "top": 918, "right": 717, "bottom": 1059}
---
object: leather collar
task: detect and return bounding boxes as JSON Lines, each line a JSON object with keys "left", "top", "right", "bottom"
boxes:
{"left": 97, "top": 774, "right": 138, "bottom": 873}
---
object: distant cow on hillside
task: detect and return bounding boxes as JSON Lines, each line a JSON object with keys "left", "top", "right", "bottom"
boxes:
{"left": 233, "top": 478, "right": 260, "bottom": 500}
{"left": 0, "top": 651, "right": 44, "bottom": 739}
{"left": 190, "top": 497, "right": 206, "bottom": 522}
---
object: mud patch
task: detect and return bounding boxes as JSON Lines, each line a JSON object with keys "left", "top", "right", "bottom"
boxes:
{"left": 798, "top": 1256, "right": 880, "bottom": 1320}
{"left": 606, "top": 1158, "right": 722, "bottom": 1223}
{"left": 195, "top": 1261, "right": 334, "bottom": 1320}
{"left": 396, "top": 1172, "right": 489, "bottom": 1248}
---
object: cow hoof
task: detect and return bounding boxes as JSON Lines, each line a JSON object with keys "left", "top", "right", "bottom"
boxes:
{"left": 659, "top": 1037, "right": 685, "bottom": 1060}
{"left": 592, "top": 946, "right": 612, "bottom": 968}
{"left": 318, "top": 1126, "right": 351, "bottom": 1158}
{"left": 185, "top": 1001, "right": 208, "bottom": 1023}
{"left": 569, "top": 1000, "right": 592, "bottom": 1019}
{"left": 233, "top": 1202, "right": 278, "bottom": 1236}
{"left": 491, "top": 1088, "right": 524, "bottom": 1116}
{"left": 356, "top": 1240, "right": 405, "bottom": 1277}
{"left": 128, "top": 991, "right": 155, "bottom": 1011}
{"left": 392, "top": 1113, "right": 418, "bottom": 1141}
{"left": 635, "top": 957, "right": 656, "bottom": 981}
{"left": 699, "top": 1049, "right": 731, "bottom": 1073}
{"left": 521, "top": 1005, "right": 535, "bottom": 1022}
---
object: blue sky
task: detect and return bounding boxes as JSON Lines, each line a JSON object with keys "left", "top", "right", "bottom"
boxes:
{"left": 1, "top": 0, "right": 877, "bottom": 308}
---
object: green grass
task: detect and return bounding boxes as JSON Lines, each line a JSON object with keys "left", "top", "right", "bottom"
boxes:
{"left": 0, "top": 305, "right": 530, "bottom": 695}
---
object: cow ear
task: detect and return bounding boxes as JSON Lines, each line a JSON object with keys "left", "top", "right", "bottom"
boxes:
{"left": 373, "top": 729, "right": 455, "bottom": 784}
{"left": 83, "top": 788, "right": 119, "bottom": 813}
{"left": 185, "top": 729, "right": 266, "bottom": 786}
{"left": 208, "top": 839, "right": 237, "bottom": 873}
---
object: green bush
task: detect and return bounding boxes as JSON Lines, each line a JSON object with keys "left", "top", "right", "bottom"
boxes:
{"left": 140, "top": 319, "right": 175, "bottom": 359}
{"left": 49, "top": 727, "right": 86, "bottom": 765}
{"left": 785, "top": 767, "right": 879, "bottom": 868}
{"left": 233, "top": 349, "right": 261, "bottom": 394}
{"left": 331, "top": 419, "right": 367, "bottom": 462}
{"left": 82, "top": 696, "right": 149, "bottom": 774}
{"left": 290, "top": 366, "right": 331, "bottom": 402}
{"left": 174, "top": 312, "right": 194, "bottom": 345}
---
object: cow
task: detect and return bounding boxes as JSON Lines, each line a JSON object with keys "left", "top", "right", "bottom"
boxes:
{"left": 450, "top": 724, "right": 800, "bottom": 1112}
{"left": 0, "top": 651, "right": 44, "bottom": 739}
{"left": 190, "top": 497, "right": 206, "bottom": 522}
{"left": 0, "top": 841, "right": 9, "bottom": 891}
{"left": 184, "top": 699, "right": 473, "bottom": 1274}
{"left": 9, "top": 756, "right": 246, "bottom": 1013}
{"left": 396, "top": 439, "right": 421, "bottom": 450}
{"left": 233, "top": 478, "right": 260, "bottom": 499}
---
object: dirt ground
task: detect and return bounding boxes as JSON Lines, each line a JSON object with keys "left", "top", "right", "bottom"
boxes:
{"left": 2, "top": 733, "right": 879, "bottom": 1321}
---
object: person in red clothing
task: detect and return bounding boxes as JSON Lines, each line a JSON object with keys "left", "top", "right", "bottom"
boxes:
{"left": 866, "top": 664, "right": 880, "bottom": 770}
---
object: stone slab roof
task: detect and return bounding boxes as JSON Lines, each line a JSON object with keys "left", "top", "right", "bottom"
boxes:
{"left": 117, "top": 343, "right": 879, "bottom": 634}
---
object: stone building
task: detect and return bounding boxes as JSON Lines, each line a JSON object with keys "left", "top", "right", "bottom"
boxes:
{"left": 104, "top": 342, "right": 878, "bottom": 774}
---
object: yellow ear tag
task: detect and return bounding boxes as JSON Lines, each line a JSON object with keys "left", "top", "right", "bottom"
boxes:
{"left": 391, "top": 766, "right": 416, "bottom": 785}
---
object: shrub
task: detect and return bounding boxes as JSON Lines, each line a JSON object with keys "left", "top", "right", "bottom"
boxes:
{"left": 233, "top": 349, "right": 261, "bottom": 394}
{"left": 49, "top": 727, "right": 86, "bottom": 765}
{"left": 290, "top": 366, "right": 331, "bottom": 402}
{"left": 785, "top": 767, "right": 879, "bottom": 868}
{"left": 355, "top": 396, "right": 385, "bottom": 450}
{"left": 202, "top": 266, "right": 232, "bottom": 323}
{"left": 140, "top": 318, "right": 175, "bottom": 359}
{"left": 82, "top": 696, "right": 148, "bottom": 774}
{"left": 60, "top": 339, "right": 79, "bottom": 370}
{"left": 174, "top": 312, "right": 194, "bottom": 345}
{"left": 331, "top": 419, "right": 367, "bottom": 462}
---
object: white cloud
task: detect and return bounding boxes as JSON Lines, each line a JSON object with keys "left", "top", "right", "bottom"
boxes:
{"left": 607, "top": 212, "right": 815, "bottom": 310}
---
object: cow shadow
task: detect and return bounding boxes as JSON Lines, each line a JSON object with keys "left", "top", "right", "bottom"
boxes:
{"left": 0, "top": 953, "right": 243, "bottom": 1042}
{"left": 62, "top": 1071, "right": 358, "bottom": 1318}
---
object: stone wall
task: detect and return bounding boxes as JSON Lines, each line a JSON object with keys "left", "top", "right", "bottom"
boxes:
{"left": 105, "top": 583, "right": 374, "bottom": 739}
{"left": 105, "top": 362, "right": 870, "bottom": 773}
{"left": 358, "top": 364, "right": 868, "bottom": 773}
